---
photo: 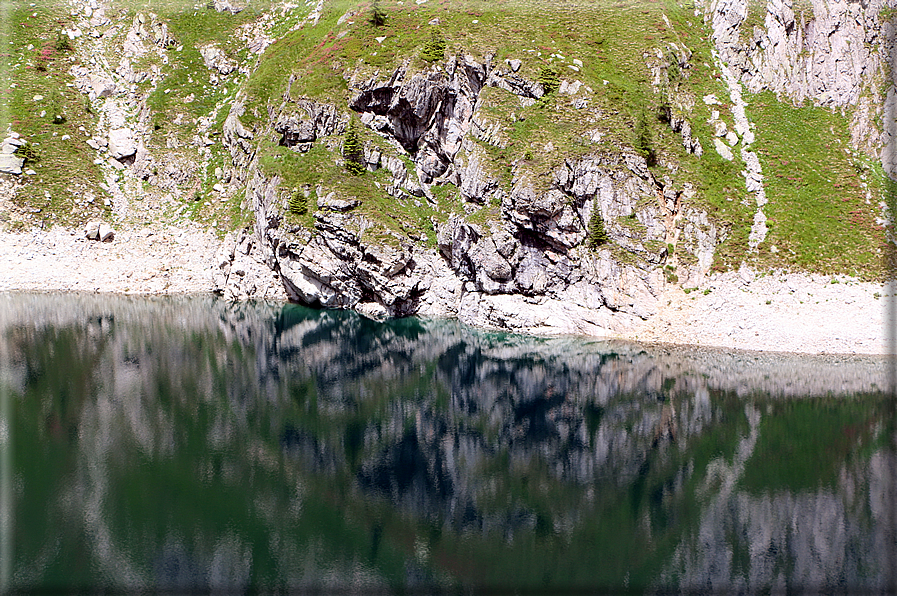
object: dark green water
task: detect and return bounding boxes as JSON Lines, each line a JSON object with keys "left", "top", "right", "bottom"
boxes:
{"left": 0, "top": 293, "right": 894, "bottom": 593}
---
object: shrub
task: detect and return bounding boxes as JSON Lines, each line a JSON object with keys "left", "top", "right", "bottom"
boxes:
{"left": 421, "top": 33, "right": 446, "bottom": 62}
{"left": 538, "top": 65, "right": 560, "bottom": 95}
{"left": 288, "top": 188, "right": 307, "bottom": 215}
{"left": 55, "top": 33, "right": 72, "bottom": 53}
{"left": 343, "top": 117, "right": 365, "bottom": 175}
{"left": 587, "top": 200, "right": 608, "bottom": 249}
{"left": 17, "top": 141, "right": 40, "bottom": 164}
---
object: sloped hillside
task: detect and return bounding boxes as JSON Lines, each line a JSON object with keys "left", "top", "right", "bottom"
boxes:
{"left": 0, "top": 0, "right": 892, "bottom": 333}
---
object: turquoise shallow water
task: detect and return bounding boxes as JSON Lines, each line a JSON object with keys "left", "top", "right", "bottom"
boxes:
{"left": 0, "top": 293, "right": 894, "bottom": 593}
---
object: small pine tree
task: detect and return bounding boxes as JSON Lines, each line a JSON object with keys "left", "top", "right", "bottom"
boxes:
{"left": 343, "top": 117, "right": 365, "bottom": 175}
{"left": 421, "top": 32, "right": 446, "bottom": 62}
{"left": 370, "top": 0, "right": 387, "bottom": 26}
{"left": 288, "top": 188, "right": 307, "bottom": 215}
{"left": 587, "top": 200, "right": 608, "bottom": 250}
{"left": 538, "top": 65, "right": 560, "bottom": 95}
{"left": 634, "top": 110, "right": 656, "bottom": 166}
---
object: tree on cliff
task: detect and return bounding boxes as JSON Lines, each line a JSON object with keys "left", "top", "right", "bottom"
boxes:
{"left": 343, "top": 117, "right": 365, "bottom": 175}
{"left": 634, "top": 110, "right": 656, "bottom": 167}
{"left": 587, "top": 200, "right": 608, "bottom": 249}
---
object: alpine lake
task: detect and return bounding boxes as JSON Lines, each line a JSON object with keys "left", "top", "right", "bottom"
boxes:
{"left": 0, "top": 293, "right": 894, "bottom": 593}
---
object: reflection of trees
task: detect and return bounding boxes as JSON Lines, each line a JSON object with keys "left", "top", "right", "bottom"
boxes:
{"left": 1, "top": 294, "right": 892, "bottom": 592}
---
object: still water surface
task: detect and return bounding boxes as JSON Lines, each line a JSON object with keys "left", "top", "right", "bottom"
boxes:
{"left": 0, "top": 293, "right": 894, "bottom": 593}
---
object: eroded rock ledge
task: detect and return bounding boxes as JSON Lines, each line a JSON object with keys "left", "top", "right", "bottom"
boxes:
{"left": 216, "top": 56, "right": 723, "bottom": 337}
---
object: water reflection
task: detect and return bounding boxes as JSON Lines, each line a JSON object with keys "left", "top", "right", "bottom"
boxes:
{"left": 0, "top": 293, "right": 893, "bottom": 592}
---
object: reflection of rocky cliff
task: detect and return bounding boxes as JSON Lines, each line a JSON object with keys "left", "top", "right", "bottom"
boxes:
{"left": 660, "top": 449, "right": 897, "bottom": 591}
{"left": 0, "top": 293, "right": 892, "bottom": 591}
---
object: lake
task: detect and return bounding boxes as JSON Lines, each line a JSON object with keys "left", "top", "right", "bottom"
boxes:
{"left": 0, "top": 293, "right": 893, "bottom": 593}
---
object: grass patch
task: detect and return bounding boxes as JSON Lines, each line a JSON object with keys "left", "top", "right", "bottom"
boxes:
{"left": 3, "top": 0, "right": 107, "bottom": 227}
{"left": 749, "top": 90, "right": 883, "bottom": 279}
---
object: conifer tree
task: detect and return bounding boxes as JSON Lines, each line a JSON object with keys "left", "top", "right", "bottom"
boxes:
{"left": 343, "top": 117, "right": 365, "bottom": 175}
{"left": 370, "top": 0, "right": 387, "bottom": 27}
{"left": 634, "top": 110, "right": 656, "bottom": 166}
{"left": 587, "top": 200, "right": 608, "bottom": 249}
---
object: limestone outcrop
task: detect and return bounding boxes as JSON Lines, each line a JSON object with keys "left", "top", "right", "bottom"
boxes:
{"left": 699, "top": 0, "right": 895, "bottom": 163}
{"left": 216, "top": 55, "right": 723, "bottom": 335}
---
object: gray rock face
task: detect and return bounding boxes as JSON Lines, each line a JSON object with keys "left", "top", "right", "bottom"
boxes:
{"left": 701, "top": 0, "right": 891, "bottom": 159}
{"left": 350, "top": 57, "right": 486, "bottom": 184}
{"left": 213, "top": 229, "right": 289, "bottom": 301}
{"left": 274, "top": 99, "right": 342, "bottom": 149}
{"left": 218, "top": 54, "right": 723, "bottom": 336}
{"left": 222, "top": 98, "right": 254, "bottom": 185}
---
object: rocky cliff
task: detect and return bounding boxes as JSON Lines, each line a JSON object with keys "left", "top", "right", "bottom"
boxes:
{"left": 222, "top": 56, "right": 721, "bottom": 334}
{"left": 2, "top": 0, "right": 893, "bottom": 335}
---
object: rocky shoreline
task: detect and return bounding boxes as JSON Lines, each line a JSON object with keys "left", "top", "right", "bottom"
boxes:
{"left": 0, "top": 225, "right": 887, "bottom": 356}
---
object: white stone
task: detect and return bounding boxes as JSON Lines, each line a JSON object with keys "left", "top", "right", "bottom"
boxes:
{"left": 108, "top": 128, "right": 136, "bottom": 160}
{"left": 713, "top": 138, "right": 734, "bottom": 161}
{"left": 0, "top": 154, "right": 24, "bottom": 175}
{"left": 84, "top": 220, "right": 101, "bottom": 240}
{"left": 726, "top": 130, "right": 739, "bottom": 146}
{"left": 99, "top": 224, "right": 114, "bottom": 242}
{"left": 88, "top": 74, "right": 115, "bottom": 98}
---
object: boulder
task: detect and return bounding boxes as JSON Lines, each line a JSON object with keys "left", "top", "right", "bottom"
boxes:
{"left": 99, "top": 224, "right": 115, "bottom": 242}
{"left": 108, "top": 128, "right": 137, "bottom": 160}
{"left": 211, "top": 0, "right": 244, "bottom": 14}
{"left": 0, "top": 154, "right": 24, "bottom": 175}
{"left": 88, "top": 74, "right": 116, "bottom": 99}
{"left": 199, "top": 45, "right": 236, "bottom": 75}
{"left": 84, "top": 220, "right": 102, "bottom": 240}
{"left": 0, "top": 135, "right": 24, "bottom": 174}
